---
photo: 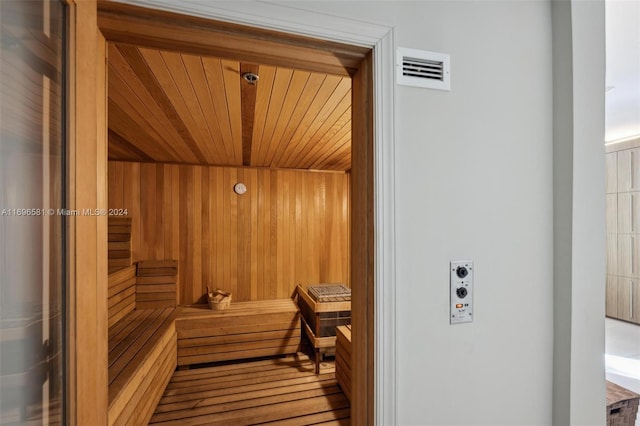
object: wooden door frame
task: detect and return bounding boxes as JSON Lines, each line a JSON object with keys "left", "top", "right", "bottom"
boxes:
{"left": 69, "top": 1, "right": 396, "bottom": 424}
{"left": 66, "top": 1, "right": 109, "bottom": 424}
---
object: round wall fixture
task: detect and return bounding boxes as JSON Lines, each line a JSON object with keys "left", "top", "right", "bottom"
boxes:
{"left": 234, "top": 182, "right": 247, "bottom": 195}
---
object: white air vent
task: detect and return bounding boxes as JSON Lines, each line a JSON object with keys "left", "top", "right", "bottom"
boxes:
{"left": 397, "top": 47, "right": 450, "bottom": 91}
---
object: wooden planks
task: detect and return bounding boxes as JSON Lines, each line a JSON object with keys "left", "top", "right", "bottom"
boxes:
{"left": 108, "top": 161, "right": 350, "bottom": 304}
{"left": 108, "top": 217, "right": 132, "bottom": 271}
{"left": 136, "top": 260, "right": 178, "bottom": 309}
{"left": 335, "top": 325, "right": 352, "bottom": 402}
{"left": 149, "top": 354, "right": 350, "bottom": 425}
{"left": 107, "top": 41, "right": 352, "bottom": 171}
{"left": 175, "top": 300, "right": 300, "bottom": 366}
{"left": 108, "top": 265, "right": 136, "bottom": 327}
{"left": 107, "top": 307, "right": 178, "bottom": 426}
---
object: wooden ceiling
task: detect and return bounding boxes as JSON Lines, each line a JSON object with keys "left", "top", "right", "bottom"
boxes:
{"left": 107, "top": 43, "right": 352, "bottom": 171}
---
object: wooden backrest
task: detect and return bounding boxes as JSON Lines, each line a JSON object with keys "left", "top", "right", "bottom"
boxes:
{"left": 108, "top": 217, "right": 132, "bottom": 273}
{"left": 108, "top": 265, "right": 137, "bottom": 327}
{"left": 136, "top": 260, "right": 178, "bottom": 309}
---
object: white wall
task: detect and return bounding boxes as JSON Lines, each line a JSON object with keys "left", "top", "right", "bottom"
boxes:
{"left": 277, "top": 1, "right": 604, "bottom": 425}
{"left": 280, "top": 2, "right": 555, "bottom": 424}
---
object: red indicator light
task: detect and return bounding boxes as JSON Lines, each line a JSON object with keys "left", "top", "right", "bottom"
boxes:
{"left": 456, "top": 304, "right": 463, "bottom": 309}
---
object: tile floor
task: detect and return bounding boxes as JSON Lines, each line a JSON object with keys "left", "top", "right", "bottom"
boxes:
{"left": 605, "top": 318, "right": 640, "bottom": 426}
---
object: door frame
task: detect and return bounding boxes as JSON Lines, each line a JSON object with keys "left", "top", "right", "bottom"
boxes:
{"left": 85, "top": 1, "right": 396, "bottom": 424}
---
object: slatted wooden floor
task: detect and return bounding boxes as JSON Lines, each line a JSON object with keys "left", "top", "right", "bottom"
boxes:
{"left": 148, "top": 353, "right": 350, "bottom": 425}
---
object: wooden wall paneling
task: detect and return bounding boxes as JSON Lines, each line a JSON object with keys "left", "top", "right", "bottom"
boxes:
{"left": 140, "top": 163, "right": 155, "bottom": 260}
{"left": 618, "top": 193, "right": 631, "bottom": 234}
{"left": 607, "top": 234, "right": 617, "bottom": 276}
{"left": 236, "top": 168, "right": 247, "bottom": 300}
{"left": 606, "top": 275, "right": 618, "bottom": 318}
{"left": 617, "top": 148, "right": 640, "bottom": 193}
{"left": 201, "top": 166, "right": 211, "bottom": 300}
{"left": 635, "top": 280, "right": 640, "bottom": 324}
{"left": 231, "top": 167, "right": 241, "bottom": 300}
{"left": 108, "top": 162, "right": 116, "bottom": 208}
{"left": 632, "top": 192, "right": 640, "bottom": 234}
{"left": 270, "top": 170, "right": 279, "bottom": 299}
{"left": 606, "top": 152, "right": 617, "bottom": 194}
{"left": 617, "top": 278, "right": 633, "bottom": 321}
{"left": 616, "top": 192, "right": 640, "bottom": 234}
{"left": 249, "top": 168, "right": 259, "bottom": 300}
{"left": 162, "top": 164, "right": 172, "bottom": 261}
{"left": 68, "top": 1, "right": 109, "bottom": 423}
{"left": 193, "top": 165, "right": 203, "bottom": 302}
{"left": 123, "top": 163, "right": 140, "bottom": 261}
{"left": 258, "top": 169, "right": 269, "bottom": 300}
{"left": 617, "top": 234, "right": 633, "bottom": 278}
{"left": 108, "top": 162, "right": 350, "bottom": 305}
{"left": 607, "top": 194, "right": 617, "bottom": 234}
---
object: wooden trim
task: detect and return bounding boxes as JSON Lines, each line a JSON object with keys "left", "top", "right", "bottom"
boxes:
{"left": 65, "top": 3, "right": 77, "bottom": 423}
{"left": 351, "top": 52, "right": 375, "bottom": 425}
{"left": 106, "top": 157, "right": 350, "bottom": 175}
{"left": 97, "top": 1, "right": 368, "bottom": 77}
{"left": 240, "top": 63, "right": 259, "bottom": 166}
{"left": 606, "top": 136, "right": 640, "bottom": 153}
{"left": 67, "top": 0, "right": 109, "bottom": 424}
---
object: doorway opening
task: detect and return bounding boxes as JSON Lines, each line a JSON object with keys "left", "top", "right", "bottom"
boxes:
{"left": 98, "top": 2, "right": 376, "bottom": 424}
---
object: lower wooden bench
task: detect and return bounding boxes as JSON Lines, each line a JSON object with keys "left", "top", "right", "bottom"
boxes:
{"left": 175, "top": 299, "right": 301, "bottom": 367}
{"left": 107, "top": 307, "right": 178, "bottom": 426}
{"left": 335, "top": 324, "right": 352, "bottom": 402}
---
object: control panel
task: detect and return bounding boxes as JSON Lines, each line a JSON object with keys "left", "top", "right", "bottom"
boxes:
{"left": 450, "top": 260, "right": 473, "bottom": 324}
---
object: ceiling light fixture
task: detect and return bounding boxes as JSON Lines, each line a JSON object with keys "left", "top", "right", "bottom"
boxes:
{"left": 242, "top": 72, "right": 259, "bottom": 85}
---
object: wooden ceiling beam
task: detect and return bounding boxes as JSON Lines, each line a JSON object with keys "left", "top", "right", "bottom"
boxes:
{"left": 97, "top": 1, "right": 367, "bottom": 77}
{"left": 240, "top": 63, "right": 259, "bottom": 166}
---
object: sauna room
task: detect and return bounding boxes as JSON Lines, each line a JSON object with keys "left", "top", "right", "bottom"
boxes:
{"left": 104, "top": 34, "right": 356, "bottom": 425}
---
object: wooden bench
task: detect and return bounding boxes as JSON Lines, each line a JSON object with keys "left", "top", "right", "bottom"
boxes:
{"left": 107, "top": 263, "right": 178, "bottom": 426}
{"left": 175, "top": 299, "right": 301, "bottom": 367}
{"left": 335, "top": 324, "right": 352, "bottom": 402}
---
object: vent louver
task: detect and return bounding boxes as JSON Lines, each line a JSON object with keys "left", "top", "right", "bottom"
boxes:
{"left": 397, "top": 47, "right": 450, "bottom": 91}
